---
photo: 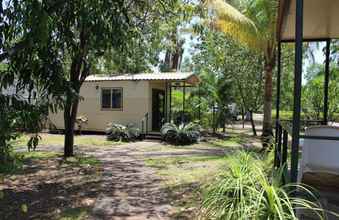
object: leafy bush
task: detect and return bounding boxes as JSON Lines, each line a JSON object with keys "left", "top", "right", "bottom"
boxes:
{"left": 201, "top": 152, "right": 327, "bottom": 220}
{"left": 160, "top": 122, "right": 201, "bottom": 145}
{"left": 0, "top": 94, "right": 46, "bottom": 166}
{"left": 106, "top": 123, "right": 141, "bottom": 142}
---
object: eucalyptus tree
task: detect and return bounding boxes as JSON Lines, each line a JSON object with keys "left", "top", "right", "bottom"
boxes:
{"left": 192, "top": 30, "right": 235, "bottom": 132}
{"left": 302, "top": 63, "right": 339, "bottom": 121}
{"left": 232, "top": 48, "right": 264, "bottom": 136}
{"left": 160, "top": 2, "right": 197, "bottom": 72}
{"left": 0, "top": 0, "right": 177, "bottom": 157}
{"left": 205, "top": 0, "right": 277, "bottom": 141}
{"left": 193, "top": 28, "right": 264, "bottom": 136}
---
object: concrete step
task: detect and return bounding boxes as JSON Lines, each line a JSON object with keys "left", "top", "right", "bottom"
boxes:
{"left": 143, "top": 132, "right": 162, "bottom": 140}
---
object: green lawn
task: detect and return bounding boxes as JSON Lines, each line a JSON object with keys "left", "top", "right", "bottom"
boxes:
{"left": 142, "top": 131, "right": 263, "bottom": 217}
{"left": 145, "top": 155, "right": 228, "bottom": 186}
{"left": 12, "top": 133, "right": 119, "bottom": 148}
{"left": 0, "top": 150, "right": 101, "bottom": 175}
{"left": 144, "top": 152, "right": 230, "bottom": 216}
{"left": 2, "top": 133, "right": 109, "bottom": 175}
{"left": 144, "top": 132, "right": 262, "bottom": 186}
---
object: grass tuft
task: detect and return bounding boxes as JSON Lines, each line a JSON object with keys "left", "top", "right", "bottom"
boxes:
{"left": 201, "top": 151, "right": 326, "bottom": 220}
{"left": 64, "top": 155, "right": 101, "bottom": 166}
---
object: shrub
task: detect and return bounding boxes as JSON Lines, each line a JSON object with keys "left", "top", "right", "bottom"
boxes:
{"left": 160, "top": 122, "right": 201, "bottom": 145}
{"left": 201, "top": 152, "right": 327, "bottom": 220}
{"left": 106, "top": 123, "right": 141, "bottom": 142}
{"left": 1, "top": 94, "right": 45, "bottom": 166}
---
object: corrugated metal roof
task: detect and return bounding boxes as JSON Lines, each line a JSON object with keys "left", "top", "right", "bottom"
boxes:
{"left": 85, "top": 72, "right": 197, "bottom": 82}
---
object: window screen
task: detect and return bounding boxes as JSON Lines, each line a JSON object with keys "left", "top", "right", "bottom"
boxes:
{"left": 101, "top": 89, "right": 111, "bottom": 109}
{"left": 111, "top": 88, "right": 122, "bottom": 109}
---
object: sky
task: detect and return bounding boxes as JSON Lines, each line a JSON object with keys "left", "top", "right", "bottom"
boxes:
{"left": 303, "top": 42, "right": 327, "bottom": 83}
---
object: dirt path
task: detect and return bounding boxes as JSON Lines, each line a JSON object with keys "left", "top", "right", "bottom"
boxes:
{"left": 2, "top": 140, "right": 227, "bottom": 220}
{"left": 86, "top": 141, "right": 175, "bottom": 220}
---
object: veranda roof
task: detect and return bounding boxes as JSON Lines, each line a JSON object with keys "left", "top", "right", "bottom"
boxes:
{"left": 277, "top": 0, "right": 339, "bottom": 41}
{"left": 275, "top": 0, "right": 339, "bottom": 184}
{"left": 85, "top": 72, "right": 200, "bottom": 86}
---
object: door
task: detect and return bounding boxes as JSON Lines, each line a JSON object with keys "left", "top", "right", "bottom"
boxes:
{"left": 152, "top": 89, "right": 165, "bottom": 131}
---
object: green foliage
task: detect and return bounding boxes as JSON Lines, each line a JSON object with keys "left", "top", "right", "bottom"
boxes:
{"left": 106, "top": 123, "right": 141, "bottom": 142}
{"left": 192, "top": 28, "right": 264, "bottom": 132}
{"left": 93, "top": 1, "right": 194, "bottom": 74}
{"left": 160, "top": 122, "right": 201, "bottom": 145}
{"left": 0, "top": 153, "right": 24, "bottom": 174}
{"left": 277, "top": 42, "right": 339, "bottom": 118}
{"left": 170, "top": 90, "right": 197, "bottom": 124}
{"left": 302, "top": 63, "right": 339, "bottom": 121}
{"left": 1, "top": 0, "right": 184, "bottom": 156}
{"left": 275, "top": 44, "right": 295, "bottom": 111}
{"left": 0, "top": 94, "right": 46, "bottom": 166}
{"left": 0, "top": 151, "right": 59, "bottom": 174}
{"left": 205, "top": 0, "right": 278, "bottom": 137}
{"left": 202, "top": 152, "right": 325, "bottom": 220}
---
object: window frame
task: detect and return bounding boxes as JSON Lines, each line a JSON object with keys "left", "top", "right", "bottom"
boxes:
{"left": 100, "top": 87, "right": 123, "bottom": 111}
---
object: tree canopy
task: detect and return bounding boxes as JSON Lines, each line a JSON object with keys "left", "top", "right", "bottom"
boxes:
{"left": 0, "top": 0, "right": 184, "bottom": 157}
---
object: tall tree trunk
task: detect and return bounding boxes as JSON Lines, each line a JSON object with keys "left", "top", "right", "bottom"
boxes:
{"left": 262, "top": 64, "right": 273, "bottom": 146}
{"left": 64, "top": 96, "right": 80, "bottom": 157}
{"left": 241, "top": 108, "right": 245, "bottom": 128}
{"left": 63, "top": 57, "right": 84, "bottom": 157}
{"left": 222, "top": 115, "right": 226, "bottom": 133}
{"left": 63, "top": 27, "right": 89, "bottom": 157}
{"left": 249, "top": 111, "right": 257, "bottom": 136}
{"left": 64, "top": 102, "right": 74, "bottom": 157}
{"left": 212, "top": 104, "right": 217, "bottom": 134}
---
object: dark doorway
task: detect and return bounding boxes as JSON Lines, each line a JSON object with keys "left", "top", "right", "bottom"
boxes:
{"left": 152, "top": 89, "right": 165, "bottom": 131}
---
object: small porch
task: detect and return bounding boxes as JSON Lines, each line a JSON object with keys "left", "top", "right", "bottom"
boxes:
{"left": 275, "top": 0, "right": 339, "bottom": 218}
{"left": 140, "top": 73, "right": 200, "bottom": 135}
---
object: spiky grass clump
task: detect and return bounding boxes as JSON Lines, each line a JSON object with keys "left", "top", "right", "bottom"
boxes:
{"left": 201, "top": 152, "right": 325, "bottom": 220}
{"left": 106, "top": 123, "right": 141, "bottom": 142}
{"left": 160, "top": 123, "right": 201, "bottom": 145}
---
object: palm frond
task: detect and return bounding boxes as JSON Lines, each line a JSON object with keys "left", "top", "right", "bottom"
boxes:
{"left": 205, "top": 0, "right": 262, "bottom": 50}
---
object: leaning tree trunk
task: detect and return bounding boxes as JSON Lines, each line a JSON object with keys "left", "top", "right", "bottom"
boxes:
{"left": 249, "top": 111, "right": 257, "bottom": 136}
{"left": 241, "top": 108, "right": 245, "bottom": 128}
{"left": 222, "top": 115, "right": 226, "bottom": 133}
{"left": 262, "top": 64, "right": 273, "bottom": 147}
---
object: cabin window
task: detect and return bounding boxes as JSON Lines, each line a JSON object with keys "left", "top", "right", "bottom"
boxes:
{"left": 101, "top": 88, "right": 123, "bottom": 110}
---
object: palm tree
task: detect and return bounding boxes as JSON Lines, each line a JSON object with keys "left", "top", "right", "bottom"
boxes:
{"left": 205, "top": 0, "right": 277, "bottom": 143}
